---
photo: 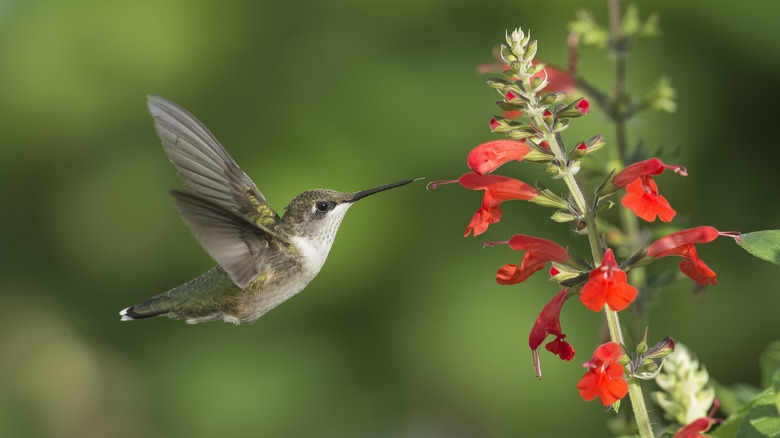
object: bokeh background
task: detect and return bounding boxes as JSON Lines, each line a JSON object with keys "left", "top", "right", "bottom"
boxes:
{"left": 1, "top": 0, "right": 778, "bottom": 437}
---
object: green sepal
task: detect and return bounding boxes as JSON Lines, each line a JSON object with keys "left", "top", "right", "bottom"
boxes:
{"left": 540, "top": 92, "right": 567, "bottom": 106}
{"left": 595, "top": 199, "right": 614, "bottom": 213}
{"left": 489, "top": 116, "right": 525, "bottom": 133}
{"left": 499, "top": 43, "right": 517, "bottom": 64}
{"left": 596, "top": 170, "right": 619, "bottom": 198}
{"left": 737, "top": 230, "right": 780, "bottom": 266}
{"left": 494, "top": 100, "right": 526, "bottom": 111}
{"left": 507, "top": 128, "right": 539, "bottom": 141}
{"left": 559, "top": 271, "right": 589, "bottom": 288}
{"left": 486, "top": 77, "right": 513, "bottom": 90}
{"left": 529, "top": 183, "right": 568, "bottom": 209}
{"left": 551, "top": 209, "right": 575, "bottom": 223}
{"left": 621, "top": 245, "right": 650, "bottom": 272}
{"left": 550, "top": 261, "right": 585, "bottom": 284}
{"left": 552, "top": 118, "right": 571, "bottom": 133}
{"left": 636, "top": 327, "right": 650, "bottom": 355}
{"left": 566, "top": 245, "right": 592, "bottom": 271}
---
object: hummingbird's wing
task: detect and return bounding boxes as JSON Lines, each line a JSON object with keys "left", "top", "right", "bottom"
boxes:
{"left": 170, "top": 190, "right": 286, "bottom": 289}
{"left": 147, "top": 95, "right": 285, "bottom": 288}
{"left": 146, "top": 95, "right": 280, "bottom": 228}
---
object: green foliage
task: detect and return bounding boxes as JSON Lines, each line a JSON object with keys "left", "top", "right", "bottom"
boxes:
{"left": 738, "top": 231, "right": 780, "bottom": 266}
{"left": 713, "top": 343, "right": 780, "bottom": 438}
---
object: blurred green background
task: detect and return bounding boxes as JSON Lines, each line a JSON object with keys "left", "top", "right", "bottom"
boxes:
{"left": 1, "top": 0, "right": 778, "bottom": 436}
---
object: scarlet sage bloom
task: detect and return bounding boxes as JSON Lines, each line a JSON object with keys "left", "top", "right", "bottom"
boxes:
{"left": 485, "top": 234, "right": 568, "bottom": 285}
{"left": 613, "top": 158, "right": 687, "bottom": 223}
{"left": 428, "top": 173, "right": 540, "bottom": 237}
{"left": 529, "top": 289, "right": 575, "bottom": 379}
{"left": 648, "top": 226, "right": 729, "bottom": 286}
{"left": 579, "top": 249, "right": 637, "bottom": 312}
{"left": 467, "top": 139, "right": 531, "bottom": 175}
{"left": 577, "top": 342, "right": 629, "bottom": 406}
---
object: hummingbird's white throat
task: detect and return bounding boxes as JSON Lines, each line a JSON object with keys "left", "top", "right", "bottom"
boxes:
{"left": 290, "top": 202, "right": 352, "bottom": 278}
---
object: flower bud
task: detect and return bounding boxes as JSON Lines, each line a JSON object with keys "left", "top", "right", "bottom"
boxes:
{"left": 551, "top": 209, "right": 575, "bottom": 223}
{"left": 555, "top": 98, "right": 590, "bottom": 118}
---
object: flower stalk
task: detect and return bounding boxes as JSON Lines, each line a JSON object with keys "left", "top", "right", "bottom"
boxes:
{"left": 429, "top": 3, "right": 754, "bottom": 435}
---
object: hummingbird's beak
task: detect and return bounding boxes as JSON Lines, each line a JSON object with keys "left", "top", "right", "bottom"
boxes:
{"left": 348, "top": 179, "right": 417, "bottom": 203}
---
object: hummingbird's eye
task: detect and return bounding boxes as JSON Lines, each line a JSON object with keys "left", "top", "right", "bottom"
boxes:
{"left": 315, "top": 201, "right": 330, "bottom": 213}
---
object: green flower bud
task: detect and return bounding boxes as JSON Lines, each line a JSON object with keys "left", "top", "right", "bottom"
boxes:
{"left": 551, "top": 209, "right": 575, "bottom": 223}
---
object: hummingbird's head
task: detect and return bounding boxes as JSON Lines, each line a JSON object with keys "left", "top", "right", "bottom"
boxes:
{"left": 280, "top": 180, "right": 414, "bottom": 241}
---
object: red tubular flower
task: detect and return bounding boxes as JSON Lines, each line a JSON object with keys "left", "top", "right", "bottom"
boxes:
{"left": 613, "top": 158, "right": 688, "bottom": 188}
{"left": 487, "top": 235, "right": 568, "bottom": 285}
{"left": 621, "top": 175, "right": 676, "bottom": 222}
{"left": 648, "top": 226, "right": 723, "bottom": 286}
{"left": 467, "top": 140, "right": 531, "bottom": 175}
{"left": 576, "top": 342, "right": 629, "bottom": 406}
{"left": 530, "top": 289, "right": 575, "bottom": 379}
{"left": 613, "top": 158, "right": 687, "bottom": 223}
{"left": 458, "top": 173, "right": 540, "bottom": 237}
{"left": 427, "top": 173, "right": 540, "bottom": 237}
{"left": 579, "top": 249, "right": 637, "bottom": 312}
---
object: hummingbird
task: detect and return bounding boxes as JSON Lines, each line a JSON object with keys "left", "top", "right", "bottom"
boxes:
{"left": 119, "top": 95, "right": 414, "bottom": 324}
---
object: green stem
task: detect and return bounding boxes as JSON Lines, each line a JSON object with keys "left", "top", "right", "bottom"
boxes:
{"left": 607, "top": 1, "right": 653, "bottom": 436}
{"left": 627, "top": 376, "right": 654, "bottom": 438}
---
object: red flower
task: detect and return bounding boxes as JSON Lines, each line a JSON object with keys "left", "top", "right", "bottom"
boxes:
{"left": 621, "top": 175, "right": 676, "bottom": 222}
{"left": 674, "top": 399, "right": 721, "bottom": 438}
{"left": 648, "top": 226, "right": 723, "bottom": 286}
{"left": 576, "top": 342, "right": 629, "bottom": 406}
{"left": 485, "top": 235, "right": 568, "bottom": 285}
{"left": 613, "top": 158, "right": 688, "bottom": 187}
{"left": 458, "top": 173, "right": 540, "bottom": 236}
{"left": 530, "top": 289, "right": 575, "bottom": 379}
{"left": 464, "top": 191, "right": 502, "bottom": 237}
{"left": 467, "top": 140, "right": 531, "bottom": 175}
{"left": 579, "top": 249, "right": 637, "bottom": 312}
{"left": 427, "top": 174, "right": 540, "bottom": 237}
{"left": 613, "top": 158, "right": 687, "bottom": 223}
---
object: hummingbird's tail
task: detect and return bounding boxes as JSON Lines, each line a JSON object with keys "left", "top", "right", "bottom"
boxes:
{"left": 119, "top": 305, "right": 167, "bottom": 321}
{"left": 119, "top": 265, "right": 243, "bottom": 323}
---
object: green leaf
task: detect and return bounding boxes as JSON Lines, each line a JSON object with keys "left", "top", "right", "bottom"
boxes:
{"left": 761, "top": 341, "right": 780, "bottom": 390}
{"left": 737, "top": 230, "right": 780, "bottom": 265}
{"left": 713, "top": 370, "right": 780, "bottom": 438}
